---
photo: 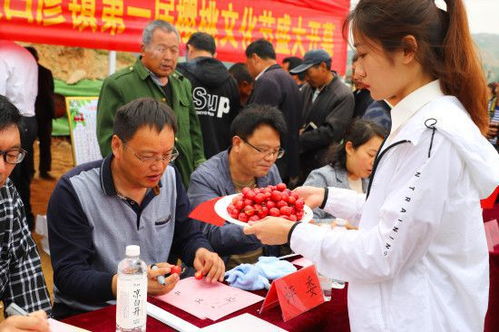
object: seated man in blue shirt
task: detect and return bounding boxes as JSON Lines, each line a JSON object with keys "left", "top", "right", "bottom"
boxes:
{"left": 0, "top": 96, "right": 51, "bottom": 325}
{"left": 47, "top": 98, "right": 224, "bottom": 319}
{"left": 188, "top": 104, "right": 287, "bottom": 268}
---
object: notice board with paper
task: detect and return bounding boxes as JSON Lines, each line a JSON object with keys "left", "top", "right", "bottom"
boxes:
{"left": 66, "top": 97, "right": 102, "bottom": 165}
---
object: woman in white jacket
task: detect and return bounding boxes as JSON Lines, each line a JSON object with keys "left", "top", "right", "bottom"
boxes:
{"left": 244, "top": 0, "right": 499, "bottom": 331}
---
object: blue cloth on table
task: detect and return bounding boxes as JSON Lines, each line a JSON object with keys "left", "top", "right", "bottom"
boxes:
{"left": 225, "top": 257, "right": 297, "bottom": 290}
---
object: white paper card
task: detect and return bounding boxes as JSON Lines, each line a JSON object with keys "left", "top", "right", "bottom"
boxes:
{"left": 200, "top": 313, "right": 287, "bottom": 332}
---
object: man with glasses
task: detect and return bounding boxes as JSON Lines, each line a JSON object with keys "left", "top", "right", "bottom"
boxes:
{"left": 48, "top": 98, "right": 224, "bottom": 318}
{"left": 188, "top": 104, "right": 287, "bottom": 268}
{"left": 97, "top": 20, "right": 205, "bottom": 188}
{"left": 0, "top": 96, "right": 51, "bottom": 321}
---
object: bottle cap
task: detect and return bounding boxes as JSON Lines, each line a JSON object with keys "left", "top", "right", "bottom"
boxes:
{"left": 126, "top": 245, "right": 140, "bottom": 257}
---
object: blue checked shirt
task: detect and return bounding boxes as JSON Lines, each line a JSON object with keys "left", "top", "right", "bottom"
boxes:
{"left": 0, "top": 179, "right": 51, "bottom": 315}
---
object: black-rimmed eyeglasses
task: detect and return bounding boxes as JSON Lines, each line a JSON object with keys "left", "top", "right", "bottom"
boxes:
{"left": 0, "top": 148, "right": 27, "bottom": 165}
{"left": 241, "top": 138, "right": 285, "bottom": 159}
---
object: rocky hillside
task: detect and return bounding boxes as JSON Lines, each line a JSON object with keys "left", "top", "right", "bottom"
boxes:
{"left": 21, "top": 43, "right": 136, "bottom": 83}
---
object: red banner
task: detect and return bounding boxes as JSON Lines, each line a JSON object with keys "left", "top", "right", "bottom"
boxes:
{"left": 0, "top": 0, "right": 350, "bottom": 74}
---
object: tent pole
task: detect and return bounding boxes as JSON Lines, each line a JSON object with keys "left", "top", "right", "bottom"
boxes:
{"left": 108, "top": 50, "right": 117, "bottom": 75}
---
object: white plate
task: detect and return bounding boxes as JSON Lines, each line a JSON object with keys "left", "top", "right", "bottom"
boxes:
{"left": 214, "top": 193, "right": 313, "bottom": 227}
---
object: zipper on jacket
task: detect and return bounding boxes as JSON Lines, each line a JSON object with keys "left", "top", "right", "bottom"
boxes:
{"left": 366, "top": 139, "right": 411, "bottom": 199}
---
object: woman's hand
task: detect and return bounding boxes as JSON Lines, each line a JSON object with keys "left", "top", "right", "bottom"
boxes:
{"left": 243, "top": 217, "right": 295, "bottom": 245}
{"left": 293, "top": 186, "right": 326, "bottom": 209}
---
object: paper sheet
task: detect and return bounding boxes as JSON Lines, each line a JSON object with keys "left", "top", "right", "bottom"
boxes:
{"left": 49, "top": 318, "right": 90, "bottom": 332}
{"left": 291, "top": 257, "right": 314, "bottom": 268}
{"left": 200, "top": 313, "right": 287, "bottom": 331}
{"left": 156, "top": 277, "right": 264, "bottom": 321}
{"left": 147, "top": 302, "right": 200, "bottom": 332}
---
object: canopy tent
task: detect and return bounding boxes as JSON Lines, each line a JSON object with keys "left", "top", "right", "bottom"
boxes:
{"left": 0, "top": 0, "right": 350, "bottom": 75}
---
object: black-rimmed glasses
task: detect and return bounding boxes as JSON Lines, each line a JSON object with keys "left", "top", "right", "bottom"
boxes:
{"left": 0, "top": 148, "right": 27, "bottom": 165}
{"left": 241, "top": 138, "right": 285, "bottom": 159}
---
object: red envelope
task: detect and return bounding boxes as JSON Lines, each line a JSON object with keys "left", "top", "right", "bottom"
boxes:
{"left": 189, "top": 197, "right": 225, "bottom": 226}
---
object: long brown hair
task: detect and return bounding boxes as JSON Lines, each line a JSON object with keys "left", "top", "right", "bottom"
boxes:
{"left": 344, "top": 0, "right": 489, "bottom": 133}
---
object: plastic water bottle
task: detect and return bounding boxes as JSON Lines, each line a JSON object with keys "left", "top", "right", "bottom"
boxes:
{"left": 116, "top": 245, "right": 148, "bottom": 332}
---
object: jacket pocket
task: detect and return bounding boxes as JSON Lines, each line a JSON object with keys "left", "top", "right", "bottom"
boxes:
{"left": 155, "top": 215, "right": 172, "bottom": 226}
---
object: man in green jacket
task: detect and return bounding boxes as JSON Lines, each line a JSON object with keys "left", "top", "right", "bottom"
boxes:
{"left": 96, "top": 20, "right": 205, "bottom": 187}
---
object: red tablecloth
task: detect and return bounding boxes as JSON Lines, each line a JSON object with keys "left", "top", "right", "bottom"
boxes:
{"left": 62, "top": 287, "right": 350, "bottom": 331}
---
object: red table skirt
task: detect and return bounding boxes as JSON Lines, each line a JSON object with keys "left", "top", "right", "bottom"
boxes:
{"left": 63, "top": 287, "right": 350, "bottom": 331}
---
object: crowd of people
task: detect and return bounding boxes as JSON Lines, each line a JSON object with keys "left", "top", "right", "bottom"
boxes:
{"left": 1, "top": 0, "right": 499, "bottom": 330}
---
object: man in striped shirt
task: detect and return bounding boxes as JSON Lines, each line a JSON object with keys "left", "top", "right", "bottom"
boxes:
{"left": 0, "top": 96, "right": 51, "bottom": 323}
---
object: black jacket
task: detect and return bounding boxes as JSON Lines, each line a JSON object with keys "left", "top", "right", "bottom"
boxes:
{"left": 353, "top": 88, "right": 373, "bottom": 118}
{"left": 299, "top": 75, "right": 354, "bottom": 177}
{"left": 177, "top": 57, "right": 241, "bottom": 158}
{"left": 248, "top": 64, "right": 303, "bottom": 179}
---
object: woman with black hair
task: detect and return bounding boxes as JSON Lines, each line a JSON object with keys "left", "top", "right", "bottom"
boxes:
{"left": 304, "top": 120, "right": 385, "bottom": 222}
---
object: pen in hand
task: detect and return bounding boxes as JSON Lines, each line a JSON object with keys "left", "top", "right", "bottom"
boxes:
{"left": 151, "top": 264, "right": 166, "bottom": 286}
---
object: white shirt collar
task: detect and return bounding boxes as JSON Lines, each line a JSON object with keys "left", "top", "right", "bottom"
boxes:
{"left": 255, "top": 65, "right": 272, "bottom": 81}
{"left": 388, "top": 80, "right": 444, "bottom": 143}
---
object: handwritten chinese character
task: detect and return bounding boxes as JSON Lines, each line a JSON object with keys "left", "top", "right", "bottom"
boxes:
{"left": 155, "top": 0, "right": 174, "bottom": 23}
{"left": 305, "top": 276, "right": 319, "bottom": 297}
{"left": 36, "top": 0, "right": 65, "bottom": 26}
{"left": 291, "top": 16, "right": 306, "bottom": 56}
{"left": 176, "top": 0, "right": 197, "bottom": 43}
{"left": 321, "top": 23, "right": 335, "bottom": 57}
{"left": 199, "top": 0, "right": 219, "bottom": 37}
{"left": 275, "top": 14, "right": 291, "bottom": 54}
{"left": 307, "top": 20, "right": 321, "bottom": 51}
{"left": 225, "top": 296, "right": 236, "bottom": 303}
{"left": 174, "top": 291, "right": 181, "bottom": 296}
{"left": 283, "top": 285, "right": 297, "bottom": 305}
{"left": 240, "top": 7, "right": 257, "bottom": 49}
{"left": 4, "top": 0, "right": 34, "bottom": 22}
{"left": 101, "top": 0, "right": 125, "bottom": 35}
{"left": 220, "top": 3, "right": 239, "bottom": 48}
{"left": 195, "top": 298, "right": 204, "bottom": 304}
{"left": 258, "top": 10, "right": 275, "bottom": 44}
{"left": 68, "top": 0, "right": 96, "bottom": 32}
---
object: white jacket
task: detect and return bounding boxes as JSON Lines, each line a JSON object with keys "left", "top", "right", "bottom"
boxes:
{"left": 291, "top": 81, "right": 499, "bottom": 331}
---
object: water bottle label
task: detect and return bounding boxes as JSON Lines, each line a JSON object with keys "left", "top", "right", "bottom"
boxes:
{"left": 116, "top": 274, "right": 147, "bottom": 330}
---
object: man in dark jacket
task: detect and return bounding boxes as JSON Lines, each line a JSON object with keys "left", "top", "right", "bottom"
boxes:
{"left": 25, "top": 46, "right": 55, "bottom": 180}
{"left": 290, "top": 49, "right": 354, "bottom": 182}
{"left": 177, "top": 32, "right": 240, "bottom": 159}
{"left": 245, "top": 39, "right": 302, "bottom": 185}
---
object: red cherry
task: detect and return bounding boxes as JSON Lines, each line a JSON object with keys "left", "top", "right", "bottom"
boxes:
{"left": 276, "top": 200, "right": 287, "bottom": 208}
{"left": 243, "top": 205, "right": 255, "bottom": 216}
{"left": 276, "top": 183, "right": 287, "bottom": 191}
{"left": 195, "top": 271, "right": 203, "bottom": 280}
{"left": 269, "top": 207, "right": 281, "bottom": 217}
{"left": 271, "top": 191, "right": 282, "bottom": 201}
{"left": 238, "top": 213, "right": 249, "bottom": 222}
{"left": 254, "top": 193, "right": 265, "bottom": 204}
{"left": 266, "top": 200, "right": 276, "bottom": 209}
{"left": 280, "top": 206, "right": 292, "bottom": 216}
{"left": 249, "top": 215, "right": 260, "bottom": 222}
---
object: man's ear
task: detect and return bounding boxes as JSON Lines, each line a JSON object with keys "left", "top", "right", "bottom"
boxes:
{"left": 231, "top": 136, "right": 243, "bottom": 152}
{"left": 111, "top": 135, "right": 123, "bottom": 159}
